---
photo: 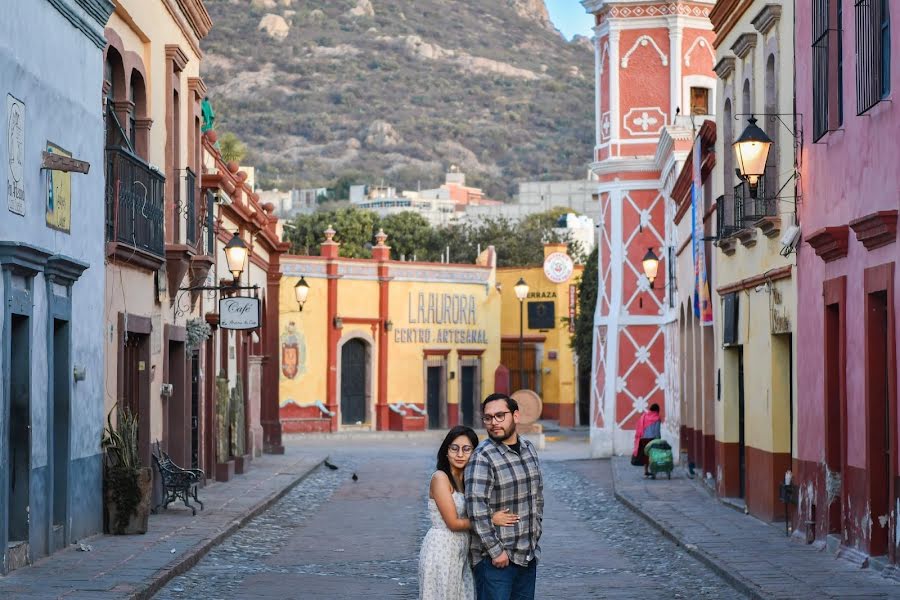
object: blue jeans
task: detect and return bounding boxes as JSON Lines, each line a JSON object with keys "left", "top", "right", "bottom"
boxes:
{"left": 473, "top": 557, "right": 537, "bottom": 600}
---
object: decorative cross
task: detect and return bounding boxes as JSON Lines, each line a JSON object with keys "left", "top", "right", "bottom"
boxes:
{"left": 633, "top": 112, "right": 658, "bottom": 131}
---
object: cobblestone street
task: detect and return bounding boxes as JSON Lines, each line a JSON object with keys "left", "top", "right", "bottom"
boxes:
{"left": 155, "top": 437, "right": 744, "bottom": 599}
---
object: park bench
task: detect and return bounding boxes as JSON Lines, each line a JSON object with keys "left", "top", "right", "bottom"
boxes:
{"left": 152, "top": 441, "right": 205, "bottom": 516}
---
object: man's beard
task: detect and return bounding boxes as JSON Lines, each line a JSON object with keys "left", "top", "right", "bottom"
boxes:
{"left": 488, "top": 423, "right": 516, "bottom": 443}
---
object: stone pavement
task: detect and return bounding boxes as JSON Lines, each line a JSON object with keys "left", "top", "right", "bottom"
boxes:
{"left": 0, "top": 450, "right": 325, "bottom": 600}
{"left": 610, "top": 457, "right": 900, "bottom": 600}
{"left": 157, "top": 437, "right": 746, "bottom": 599}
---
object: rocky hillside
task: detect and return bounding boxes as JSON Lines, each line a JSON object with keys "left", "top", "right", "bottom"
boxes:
{"left": 201, "top": 0, "right": 594, "bottom": 199}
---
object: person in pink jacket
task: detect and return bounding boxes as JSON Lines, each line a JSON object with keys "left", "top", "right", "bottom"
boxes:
{"left": 632, "top": 404, "right": 661, "bottom": 477}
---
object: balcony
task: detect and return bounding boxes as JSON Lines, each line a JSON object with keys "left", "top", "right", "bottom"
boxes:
{"left": 105, "top": 147, "right": 165, "bottom": 267}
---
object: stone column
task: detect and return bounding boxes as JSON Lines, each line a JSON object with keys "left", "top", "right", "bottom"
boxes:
{"left": 248, "top": 355, "right": 265, "bottom": 457}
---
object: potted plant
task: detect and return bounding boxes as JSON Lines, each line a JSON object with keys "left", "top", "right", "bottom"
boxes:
{"left": 102, "top": 407, "right": 151, "bottom": 534}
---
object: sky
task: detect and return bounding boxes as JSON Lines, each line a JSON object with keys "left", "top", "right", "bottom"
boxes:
{"left": 545, "top": 0, "right": 594, "bottom": 40}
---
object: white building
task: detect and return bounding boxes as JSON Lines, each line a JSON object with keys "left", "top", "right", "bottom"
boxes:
{"left": 0, "top": 0, "right": 114, "bottom": 571}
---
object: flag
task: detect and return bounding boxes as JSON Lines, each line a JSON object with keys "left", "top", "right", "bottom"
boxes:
{"left": 691, "top": 135, "right": 713, "bottom": 325}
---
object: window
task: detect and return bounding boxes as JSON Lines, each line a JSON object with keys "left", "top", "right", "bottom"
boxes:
{"left": 690, "top": 87, "right": 710, "bottom": 115}
{"left": 812, "top": 0, "right": 831, "bottom": 139}
{"left": 856, "top": 0, "right": 891, "bottom": 113}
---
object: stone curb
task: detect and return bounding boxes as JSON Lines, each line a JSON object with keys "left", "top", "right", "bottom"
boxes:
{"left": 128, "top": 456, "right": 327, "bottom": 600}
{"left": 609, "top": 463, "right": 767, "bottom": 600}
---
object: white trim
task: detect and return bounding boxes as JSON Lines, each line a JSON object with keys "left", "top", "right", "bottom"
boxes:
{"left": 595, "top": 37, "right": 603, "bottom": 147}
{"left": 621, "top": 35, "right": 668, "bottom": 68}
{"left": 336, "top": 330, "right": 377, "bottom": 431}
{"left": 608, "top": 29, "right": 621, "bottom": 141}
{"left": 684, "top": 36, "right": 715, "bottom": 67}
{"left": 623, "top": 107, "right": 667, "bottom": 136}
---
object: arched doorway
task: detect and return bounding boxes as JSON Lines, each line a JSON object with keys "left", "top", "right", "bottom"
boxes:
{"left": 340, "top": 339, "right": 368, "bottom": 425}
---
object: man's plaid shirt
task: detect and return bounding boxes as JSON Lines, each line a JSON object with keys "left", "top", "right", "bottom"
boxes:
{"left": 464, "top": 437, "right": 544, "bottom": 567}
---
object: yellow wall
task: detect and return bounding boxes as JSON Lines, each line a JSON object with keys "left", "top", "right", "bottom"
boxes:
{"left": 496, "top": 245, "right": 582, "bottom": 412}
{"left": 278, "top": 257, "right": 501, "bottom": 429}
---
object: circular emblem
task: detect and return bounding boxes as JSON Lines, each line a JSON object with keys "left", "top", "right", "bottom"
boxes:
{"left": 543, "top": 252, "right": 574, "bottom": 284}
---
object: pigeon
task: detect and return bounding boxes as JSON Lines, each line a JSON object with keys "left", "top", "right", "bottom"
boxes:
{"left": 323, "top": 459, "right": 338, "bottom": 470}
{"left": 352, "top": 473, "right": 358, "bottom": 482}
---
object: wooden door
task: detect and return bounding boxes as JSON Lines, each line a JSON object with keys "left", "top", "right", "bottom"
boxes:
{"left": 340, "top": 340, "right": 367, "bottom": 425}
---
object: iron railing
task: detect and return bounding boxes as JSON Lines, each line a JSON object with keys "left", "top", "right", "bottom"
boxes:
{"left": 206, "top": 189, "right": 216, "bottom": 255}
{"left": 717, "top": 193, "right": 742, "bottom": 239}
{"left": 105, "top": 147, "right": 165, "bottom": 258}
{"left": 855, "top": 0, "right": 889, "bottom": 114}
{"left": 737, "top": 166, "right": 779, "bottom": 223}
{"left": 184, "top": 168, "right": 197, "bottom": 246}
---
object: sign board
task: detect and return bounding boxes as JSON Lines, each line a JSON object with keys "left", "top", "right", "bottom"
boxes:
{"left": 46, "top": 143, "right": 72, "bottom": 232}
{"left": 220, "top": 296, "right": 261, "bottom": 330}
{"left": 568, "top": 284, "right": 577, "bottom": 333}
{"left": 7, "top": 94, "right": 25, "bottom": 216}
{"left": 543, "top": 251, "right": 574, "bottom": 283}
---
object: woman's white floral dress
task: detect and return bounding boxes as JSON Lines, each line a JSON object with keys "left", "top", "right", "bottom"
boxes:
{"left": 418, "top": 480, "right": 474, "bottom": 600}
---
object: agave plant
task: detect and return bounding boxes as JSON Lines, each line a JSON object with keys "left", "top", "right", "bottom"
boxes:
{"left": 102, "top": 406, "right": 141, "bottom": 471}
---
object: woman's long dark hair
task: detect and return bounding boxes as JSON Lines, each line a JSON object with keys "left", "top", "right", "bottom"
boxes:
{"left": 436, "top": 426, "right": 479, "bottom": 492}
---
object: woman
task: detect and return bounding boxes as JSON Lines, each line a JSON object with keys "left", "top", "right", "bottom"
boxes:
{"left": 418, "top": 426, "right": 518, "bottom": 600}
{"left": 632, "top": 403, "right": 662, "bottom": 477}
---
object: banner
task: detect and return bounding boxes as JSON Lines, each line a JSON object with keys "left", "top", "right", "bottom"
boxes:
{"left": 691, "top": 135, "right": 713, "bottom": 325}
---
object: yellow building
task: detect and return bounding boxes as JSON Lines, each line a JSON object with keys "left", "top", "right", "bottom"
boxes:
{"left": 279, "top": 229, "right": 501, "bottom": 432}
{"left": 102, "top": 0, "right": 213, "bottom": 470}
{"left": 497, "top": 244, "right": 583, "bottom": 427}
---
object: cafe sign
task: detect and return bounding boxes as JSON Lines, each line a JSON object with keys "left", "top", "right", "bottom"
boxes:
{"left": 219, "top": 296, "right": 260, "bottom": 330}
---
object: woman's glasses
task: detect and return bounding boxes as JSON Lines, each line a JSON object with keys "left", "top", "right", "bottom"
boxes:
{"left": 448, "top": 444, "right": 474, "bottom": 455}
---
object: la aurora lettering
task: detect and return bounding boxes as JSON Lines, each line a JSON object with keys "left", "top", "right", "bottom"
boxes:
{"left": 408, "top": 292, "right": 477, "bottom": 325}
{"left": 397, "top": 292, "right": 487, "bottom": 344}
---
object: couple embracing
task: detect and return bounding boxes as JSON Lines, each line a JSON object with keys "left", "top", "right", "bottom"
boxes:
{"left": 418, "top": 393, "right": 544, "bottom": 600}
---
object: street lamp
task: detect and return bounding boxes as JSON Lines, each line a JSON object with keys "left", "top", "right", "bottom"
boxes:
{"left": 294, "top": 276, "right": 310, "bottom": 311}
{"left": 733, "top": 116, "right": 773, "bottom": 198}
{"left": 642, "top": 248, "right": 660, "bottom": 289}
{"left": 224, "top": 232, "right": 249, "bottom": 281}
{"left": 514, "top": 277, "right": 529, "bottom": 390}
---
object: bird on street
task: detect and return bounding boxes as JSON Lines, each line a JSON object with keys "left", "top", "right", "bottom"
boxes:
{"left": 352, "top": 473, "right": 358, "bottom": 482}
{"left": 323, "top": 459, "right": 338, "bottom": 470}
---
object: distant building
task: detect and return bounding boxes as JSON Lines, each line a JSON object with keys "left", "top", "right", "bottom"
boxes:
{"left": 262, "top": 187, "right": 327, "bottom": 219}
{"left": 464, "top": 177, "right": 601, "bottom": 224}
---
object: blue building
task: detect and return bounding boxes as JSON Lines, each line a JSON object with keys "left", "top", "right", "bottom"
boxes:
{"left": 0, "top": 0, "right": 114, "bottom": 573}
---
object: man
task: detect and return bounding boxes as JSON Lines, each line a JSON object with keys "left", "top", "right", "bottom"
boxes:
{"left": 465, "top": 393, "right": 544, "bottom": 600}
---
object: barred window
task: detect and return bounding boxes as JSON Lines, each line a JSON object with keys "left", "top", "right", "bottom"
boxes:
{"left": 813, "top": 0, "right": 831, "bottom": 140}
{"left": 856, "top": 0, "right": 891, "bottom": 114}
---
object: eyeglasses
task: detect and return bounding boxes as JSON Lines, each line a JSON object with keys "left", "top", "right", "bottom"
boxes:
{"left": 448, "top": 444, "right": 474, "bottom": 455}
{"left": 481, "top": 411, "right": 511, "bottom": 425}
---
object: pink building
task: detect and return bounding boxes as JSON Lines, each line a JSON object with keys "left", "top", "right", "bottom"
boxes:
{"left": 582, "top": 0, "right": 716, "bottom": 455}
{"left": 796, "top": 0, "right": 899, "bottom": 563}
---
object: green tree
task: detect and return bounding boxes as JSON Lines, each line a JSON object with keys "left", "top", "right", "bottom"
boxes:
{"left": 571, "top": 247, "right": 598, "bottom": 374}
{"left": 284, "top": 207, "right": 380, "bottom": 258}
{"left": 218, "top": 131, "right": 247, "bottom": 164}
{"left": 379, "top": 212, "right": 436, "bottom": 261}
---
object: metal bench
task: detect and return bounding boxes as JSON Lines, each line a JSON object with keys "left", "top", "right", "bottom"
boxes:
{"left": 152, "top": 441, "right": 205, "bottom": 516}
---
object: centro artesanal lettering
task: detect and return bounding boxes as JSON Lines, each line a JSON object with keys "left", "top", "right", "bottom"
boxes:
{"left": 394, "top": 292, "right": 488, "bottom": 344}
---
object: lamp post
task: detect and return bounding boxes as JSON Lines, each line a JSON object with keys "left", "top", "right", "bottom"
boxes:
{"left": 514, "top": 277, "right": 529, "bottom": 390}
{"left": 733, "top": 116, "right": 773, "bottom": 198}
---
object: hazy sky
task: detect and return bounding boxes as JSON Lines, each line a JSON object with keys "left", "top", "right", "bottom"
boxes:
{"left": 545, "top": 0, "right": 594, "bottom": 39}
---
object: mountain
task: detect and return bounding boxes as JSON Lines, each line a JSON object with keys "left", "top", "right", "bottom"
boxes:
{"left": 201, "top": 0, "right": 595, "bottom": 200}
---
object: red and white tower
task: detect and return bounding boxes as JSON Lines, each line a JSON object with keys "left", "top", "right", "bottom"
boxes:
{"left": 582, "top": 0, "right": 715, "bottom": 456}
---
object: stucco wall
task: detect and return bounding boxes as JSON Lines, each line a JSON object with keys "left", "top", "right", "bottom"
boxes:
{"left": 0, "top": 0, "right": 111, "bottom": 561}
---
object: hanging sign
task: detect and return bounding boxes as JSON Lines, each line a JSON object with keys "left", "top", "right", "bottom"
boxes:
{"left": 7, "top": 94, "right": 25, "bottom": 216}
{"left": 46, "top": 143, "right": 72, "bottom": 232}
{"left": 219, "top": 296, "right": 261, "bottom": 330}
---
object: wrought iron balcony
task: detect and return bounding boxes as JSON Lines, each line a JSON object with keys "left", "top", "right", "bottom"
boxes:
{"left": 105, "top": 147, "right": 165, "bottom": 258}
{"left": 736, "top": 166, "right": 779, "bottom": 224}
{"left": 184, "top": 168, "right": 197, "bottom": 246}
{"left": 717, "top": 192, "right": 742, "bottom": 239}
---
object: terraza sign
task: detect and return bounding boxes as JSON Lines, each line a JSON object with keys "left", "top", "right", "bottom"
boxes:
{"left": 395, "top": 292, "right": 488, "bottom": 345}
{"left": 220, "top": 297, "right": 260, "bottom": 330}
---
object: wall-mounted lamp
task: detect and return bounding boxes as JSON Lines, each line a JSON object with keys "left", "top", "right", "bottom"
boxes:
{"left": 333, "top": 315, "right": 343, "bottom": 329}
{"left": 73, "top": 366, "right": 86, "bottom": 382}
{"left": 384, "top": 319, "right": 393, "bottom": 332}
{"left": 733, "top": 116, "right": 773, "bottom": 198}
{"left": 294, "top": 276, "right": 310, "bottom": 311}
{"left": 449, "top": 371, "right": 456, "bottom": 380}
{"left": 642, "top": 248, "right": 660, "bottom": 288}
{"left": 223, "top": 232, "right": 249, "bottom": 280}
